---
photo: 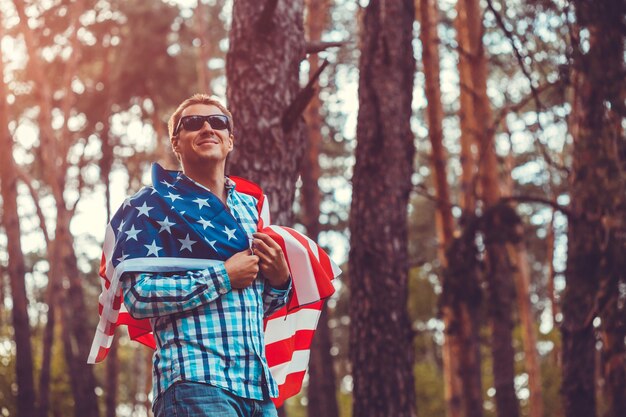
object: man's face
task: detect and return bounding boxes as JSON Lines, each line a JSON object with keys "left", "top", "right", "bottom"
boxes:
{"left": 171, "top": 103, "right": 233, "bottom": 167}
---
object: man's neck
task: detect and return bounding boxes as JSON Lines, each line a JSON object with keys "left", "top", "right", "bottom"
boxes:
{"left": 182, "top": 163, "right": 227, "bottom": 203}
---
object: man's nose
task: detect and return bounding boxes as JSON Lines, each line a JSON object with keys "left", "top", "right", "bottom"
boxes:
{"left": 200, "top": 120, "right": 215, "bottom": 132}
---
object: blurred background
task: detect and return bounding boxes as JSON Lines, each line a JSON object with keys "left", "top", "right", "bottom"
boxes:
{"left": 0, "top": 0, "right": 624, "bottom": 417}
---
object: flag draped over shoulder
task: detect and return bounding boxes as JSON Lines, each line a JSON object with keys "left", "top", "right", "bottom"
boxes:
{"left": 88, "top": 163, "right": 340, "bottom": 407}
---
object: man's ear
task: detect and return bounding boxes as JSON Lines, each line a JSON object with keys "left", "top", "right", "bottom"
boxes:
{"left": 171, "top": 136, "right": 179, "bottom": 151}
{"left": 227, "top": 134, "right": 234, "bottom": 151}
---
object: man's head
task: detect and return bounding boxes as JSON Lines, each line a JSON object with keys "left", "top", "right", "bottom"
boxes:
{"left": 168, "top": 94, "right": 235, "bottom": 169}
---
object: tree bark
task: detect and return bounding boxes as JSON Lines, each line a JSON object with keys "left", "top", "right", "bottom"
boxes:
{"left": 455, "top": 0, "right": 478, "bottom": 212}
{"left": 418, "top": 2, "right": 463, "bottom": 417}
{"left": 459, "top": 1, "right": 520, "bottom": 416}
{"left": 562, "top": 2, "right": 626, "bottom": 417}
{"left": 0, "top": 17, "right": 38, "bottom": 417}
{"left": 349, "top": 1, "right": 417, "bottom": 416}
{"left": 226, "top": 0, "right": 307, "bottom": 225}
{"left": 302, "top": 1, "right": 340, "bottom": 416}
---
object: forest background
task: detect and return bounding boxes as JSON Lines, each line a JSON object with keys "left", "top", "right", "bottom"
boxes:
{"left": 0, "top": 1, "right": 624, "bottom": 417}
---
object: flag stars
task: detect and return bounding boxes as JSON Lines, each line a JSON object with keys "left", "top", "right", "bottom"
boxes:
{"left": 193, "top": 198, "right": 210, "bottom": 210}
{"left": 205, "top": 237, "right": 217, "bottom": 252}
{"left": 160, "top": 179, "right": 175, "bottom": 189}
{"left": 157, "top": 217, "right": 176, "bottom": 234}
{"left": 144, "top": 240, "right": 163, "bottom": 257}
{"left": 116, "top": 253, "right": 129, "bottom": 263}
{"left": 197, "top": 217, "right": 215, "bottom": 230}
{"left": 166, "top": 192, "right": 182, "bottom": 203}
{"left": 178, "top": 234, "right": 197, "bottom": 253}
{"left": 116, "top": 219, "right": 126, "bottom": 233}
{"left": 125, "top": 225, "right": 142, "bottom": 242}
{"left": 223, "top": 226, "right": 237, "bottom": 241}
{"left": 136, "top": 202, "right": 154, "bottom": 217}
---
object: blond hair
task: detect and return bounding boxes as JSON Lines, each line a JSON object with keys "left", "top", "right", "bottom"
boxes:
{"left": 167, "top": 94, "right": 234, "bottom": 140}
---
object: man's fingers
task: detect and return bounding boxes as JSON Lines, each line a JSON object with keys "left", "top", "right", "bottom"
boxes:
{"left": 253, "top": 232, "right": 281, "bottom": 250}
{"left": 252, "top": 238, "right": 273, "bottom": 256}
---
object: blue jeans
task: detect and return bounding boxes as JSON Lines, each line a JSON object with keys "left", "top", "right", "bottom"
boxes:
{"left": 153, "top": 382, "right": 279, "bottom": 417}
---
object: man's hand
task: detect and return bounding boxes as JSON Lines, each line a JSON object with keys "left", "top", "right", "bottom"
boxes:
{"left": 224, "top": 250, "right": 260, "bottom": 289}
{"left": 252, "top": 232, "right": 290, "bottom": 289}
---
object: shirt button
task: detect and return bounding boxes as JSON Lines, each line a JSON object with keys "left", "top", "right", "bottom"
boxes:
{"left": 219, "top": 287, "right": 227, "bottom": 295}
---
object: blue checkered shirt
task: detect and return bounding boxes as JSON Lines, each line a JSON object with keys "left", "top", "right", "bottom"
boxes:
{"left": 121, "top": 178, "right": 291, "bottom": 405}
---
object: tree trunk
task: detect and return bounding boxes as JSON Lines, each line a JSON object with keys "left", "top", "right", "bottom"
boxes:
{"left": 418, "top": 2, "right": 462, "bottom": 417}
{"left": 349, "top": 1, "right": 417, "bottom": 416}
{"left": 455, "top": 0, "right": 478, "bottom": 212}
{"left": 562, "top": 2, "right": 626, "bottom": 417}
{"left": 459, "top": 1, "right": 520, "bottom": 416}
{"left": 452, "top": 3, "right": 487, "bottom": 416}
{"left": 302, "top": 1, "right": 340, "bottom": 417}
{"left": 508, "top": 240, "right": 543, "bottom": 417}
{"left": 226, "top": 0, "right": 307, "bottom": 225}
{"left": 0, "top": 19, "right": 38, "bottom": 417}
{"left": 57, "top": 210, "right": 101, "bottom": 417}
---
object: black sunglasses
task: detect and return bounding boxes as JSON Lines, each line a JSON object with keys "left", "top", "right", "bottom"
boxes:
{"left": 175, "top": 114, "right": 231, "bottom": 135}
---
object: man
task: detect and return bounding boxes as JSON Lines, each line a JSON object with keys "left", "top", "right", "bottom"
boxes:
{"left": 123, "top": 94, "right": 291, "bottom": 417}
{"left": 88, "top": 93, "right": 339, "bottom": 416}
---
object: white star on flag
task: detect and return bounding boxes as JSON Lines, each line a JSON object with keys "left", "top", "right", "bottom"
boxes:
{"left": 144, "top": 240, "right": 163, "bottom": 257}
{"left": 157, "top": 217, "right": 176, "bottom": 233}
{"left": 122, "top": 198, "right": 132, "bottom": 209}
{"left": 125, "top": 225, "right": 142, "bottom": 241}
{"left": 166, "top": 192, "right": 181, "bottom": 203}
{"left": 136, "top": 202, "right": 154, "bottom": 217}
{"left": 116, "top": 253, "right": 129, "bottom": 263}
{"left": 193, "top": 198, "right": 210, "bottom": 210}
{"left": 178, "top": 234, "right": 197, "bottom": 252}
{"left": 223, "top": 226, "right": 237, "bottom": 241}
{"left": 161, "top": 180, "right": 175, "bottom": 188}
{"left": 117, "top": 219, "right": 126, "bottom": 233}
{"left": 197, "top": 217, "right": 215, "bottom": 230}
{"left": 205, "top": 237, "right": 217, "bottom": 252}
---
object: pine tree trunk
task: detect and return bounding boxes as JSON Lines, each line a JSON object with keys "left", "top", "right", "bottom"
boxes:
{"left": 57, "top": 210, "right": 101, "bottom": 417}
{"left": 459, "top": 1, "right": 520, "bottom": 416}
{"left": 349, "top": 1, "right": 417, "bottom": 416}
{"left": 418, "top": 2, "right": 462, "bottom": 417}
{"left": 302, "top": 1, "right": 340, "bottom": 416}
{"left": 455, "top": 0, "right": 478, "bottom": 211}
{"left": 453, "top": 3, "right": 486, "bottom": 416}
{"left": 508, "top": 240, "right": 543, "bottom": 417}
{"left": 226, "top": 0, "right": 307, "bottom": 226}
{"left": 562, "top": 2, "right": 626, "bottom": 417}
{"left": 0, "top": 21, "right": 37, "bottom": 417}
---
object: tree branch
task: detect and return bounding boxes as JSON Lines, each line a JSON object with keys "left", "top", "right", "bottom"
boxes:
{"left": 500, "top": 195, "right": 573, "bottom": 218}
{"left": 305, "top": 40, "right": 347, "bottom": 55}
{"left": 15, "top": 167, "right": 51, "bottom": 247}
{"left": 282, "top": 58, "right": 330, "bottom": 133}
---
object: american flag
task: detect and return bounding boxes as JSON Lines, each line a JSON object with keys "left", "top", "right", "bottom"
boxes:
{"left": 88, "top": 163, "right": 339, "bottom": 407}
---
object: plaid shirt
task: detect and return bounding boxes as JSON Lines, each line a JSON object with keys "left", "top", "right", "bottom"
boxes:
{"left": 121, "top": 178, "right": 291, "bottom": 404}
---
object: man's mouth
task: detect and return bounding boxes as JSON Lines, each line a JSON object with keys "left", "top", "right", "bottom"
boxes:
{"left": 196, "top": 136, "right": 219, "bottom": 146}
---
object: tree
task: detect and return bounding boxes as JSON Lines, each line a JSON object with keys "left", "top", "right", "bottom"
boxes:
{"left": 562, "top": 1, "right": 626, "bottom": 417}
{"left": 417, "top": 1, "right": 463, "bottom": 416}
{"left": 0, "top": 12, "right": 37, "bottom": 417}
{"left": 226, "top": 0, "right": 308, "bottom": 226}
{"left": 349, "top": 0, "right": 417, "bottom": 416}
{"left": 302, "top": 1, "right": 340, "bottom": 417}
{"left": 457, "top": 1, "right": 520, "bottom": 416}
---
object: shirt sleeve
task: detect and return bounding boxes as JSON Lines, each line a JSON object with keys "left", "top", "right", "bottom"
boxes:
{"left": 121, "top": 263, "right": 231, "bottom": 319}
{"left": 262, "top": 275, "right": 292, "bottom": 317}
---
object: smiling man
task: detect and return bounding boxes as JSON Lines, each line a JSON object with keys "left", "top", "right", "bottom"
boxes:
{"left": 88, "top": 93, "right": 340, "bottom": 416}
{"left": 124, "top": 94, "right": 291, "bottom": 417}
